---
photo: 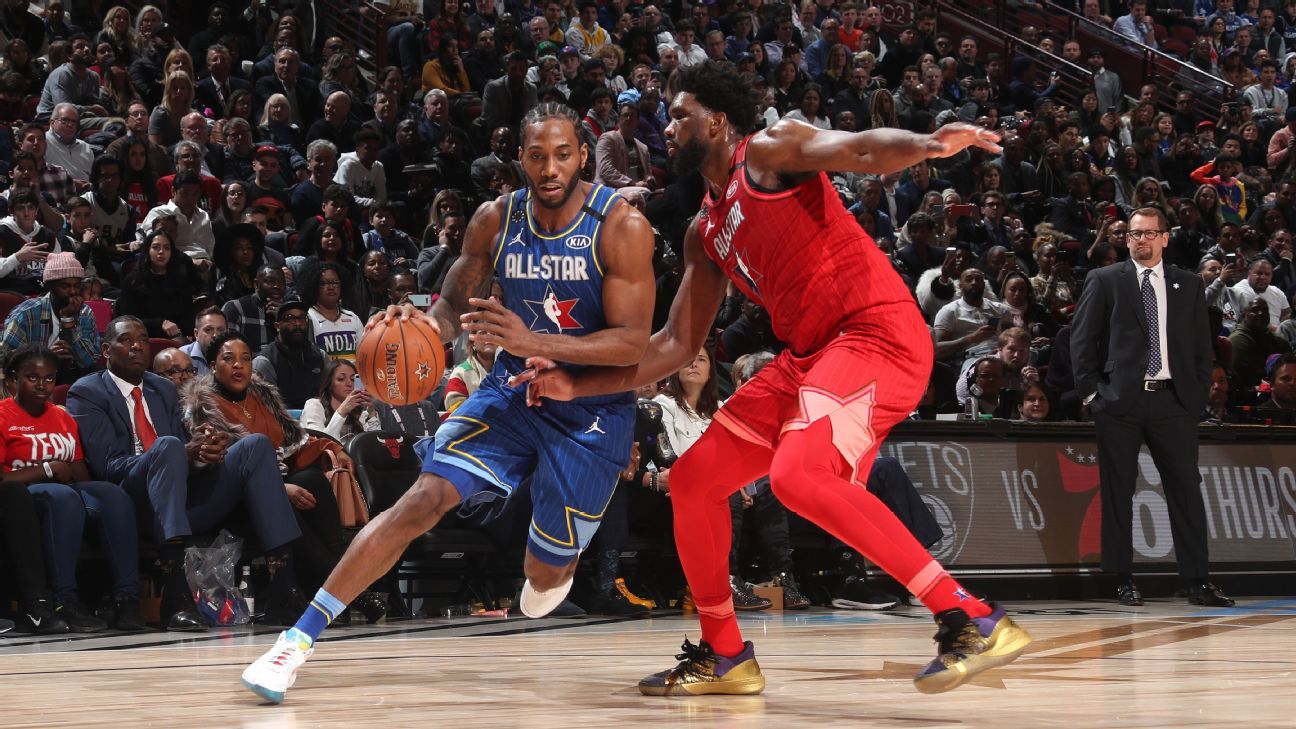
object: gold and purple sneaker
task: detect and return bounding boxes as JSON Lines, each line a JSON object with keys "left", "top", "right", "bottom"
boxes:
{"left": 913, "top": 603, "right": 1032, "bottom": 694}
{"left": 638, "top": 639, "right": 766, "bottom": 696}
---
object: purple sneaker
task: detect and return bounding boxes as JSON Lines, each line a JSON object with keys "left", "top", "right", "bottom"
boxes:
{"left": 913, "top": 603, "right": 1032, "bottom": 694}
{"left": 639, "top": 638, "right": 766, "bottom": 696}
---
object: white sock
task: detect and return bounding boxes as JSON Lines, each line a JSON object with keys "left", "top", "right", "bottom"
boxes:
{"left": 520, "top": 576, "right": 574, "bottom": 618}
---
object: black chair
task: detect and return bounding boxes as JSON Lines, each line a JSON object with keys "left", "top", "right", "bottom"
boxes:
{"left": 348, "top": 431, "right": 500, "bottom": 615}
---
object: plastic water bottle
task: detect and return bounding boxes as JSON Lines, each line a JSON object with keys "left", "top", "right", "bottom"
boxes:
{"left": 240, "top": 566, "right": 256, "bottom": 616}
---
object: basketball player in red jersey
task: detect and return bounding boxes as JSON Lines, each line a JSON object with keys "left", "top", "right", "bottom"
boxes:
{"left": 516, "top": 60, "right": 1032, "bottom": 695}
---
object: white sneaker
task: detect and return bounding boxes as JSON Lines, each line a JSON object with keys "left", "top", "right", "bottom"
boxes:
{"left": 241, "top": 630, "right": 314, "bottom": 704}
{"left": 520, "top": 576, "right": 574, "bottom": 618}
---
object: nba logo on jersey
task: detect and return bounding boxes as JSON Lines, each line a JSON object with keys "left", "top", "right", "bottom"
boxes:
{"left": 524, "top": 284, "right": 582, "bottom": 332}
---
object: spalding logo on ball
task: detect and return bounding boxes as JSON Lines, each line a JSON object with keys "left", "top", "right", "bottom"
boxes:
{"left": 357, "top": 317, "right": 444, "bottom": 406}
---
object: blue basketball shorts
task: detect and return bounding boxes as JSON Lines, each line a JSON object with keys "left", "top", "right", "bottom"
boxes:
{"left": 422, "top": 378, "right": 634, "bottom": 566}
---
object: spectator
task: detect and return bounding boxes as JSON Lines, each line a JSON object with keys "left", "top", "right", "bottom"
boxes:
{"left": 68, "top": 315, "right": 303, "bottom": 631}
{"left": 1265, "top": 108, "right": 1296, "bottom": 175}
{"left": 253, "top": 299, "right": 329, "bottom": 409}
{"left": 350, "top": 251, "right": 392, "bottom": 318}
{"left": 363, "top": 203, "right": 419, "bottom": 268}
{"left": 302, "top": 358, "right": 379, "bottom": 439}
{"left": 35, "top": 33, "right": 106, "bottom": 122}
{"left": 19, "top": 123, "right": 77, "bottom": 210}
{"left": 157, "top": 141, "right": 223, "bottom": 215}
{"left": 566, "top": 1, "right": 611, "bottom": 58}
{"left": 1, "top": 252, "right": 97, "bottom": 384}
{"left": 477, "top": 52, "right": 538, "bottom": 137}
{"left": 179, "top": 307, "right": 228, "bottom": 377}
{"left": 955, "top": 327, "right": 1042, "bottom": 406}
{"left": 1208, "top": 257, "right": 1291, "bottom": 331}
{"left": 1016, "top": 381, "right": 1053, "bottom": 422}
{"left": 195, "top": 44, "right": 250, "bottom": 117}
{"left": 445, "top": 337, "right": 499, "bottom": 414}
{"left": 0, "top": 188, "right": 61, "bottom": 295}
{"left": 223, "top": 265, "right": 286, "bottom": 355}
{"left": 140, "top": 170, "right": 215, "bottom": 264}
{"left": 934, "top": 267, "right": 1012, "bottom": 366}
{"left": 182, "top": 332, "right": 353, "bottom": 606}
{"left": 301, "top": 262, "right": 365, "bottom": 362}
{"left": 1256, "top": 353, "right": 1296, "bottom": 416}
{"left": 0, "top": 344, "right": 144, "bottom": 632}
{"left": 595, "top": 102, "right": 653, "bottom": 190}
{"left": 334, "top": 130, "right": 387, "bottom": 210}
{"left": 114, "top": 229, "right": 199, "bottom": 341}
{"left": 255, "top": 48, "right": 322, "bottom": 129}
{"left": 1030, "top": 242, "right": 1075, "bottom": 313}
{"left": 147, "top": 71, "right": 195, "bottom": 148}
{"left": 1243, "top": 59, "right": 1288, "bottom": 115}
{"left": 308, "top": 92, "right": 364, "bottom": 155}
{"left": 417, "top": 210, "right": 466, "bottom": 294}
{"left": 1201, "top": 362, "right": 1233, "bottom": 423}
{"left": 153, "top": 346, "right": 198, "bottom": 388}
{"left": 258, "top": 93, "right": 306, "bottom": 152}
{"left": 1229, "top": 298, "right": 1292, "bottom": 390}
{"left": 246, "top": 146, "right": 294, "bottom": 212}
{"left": 63, "top": 196, "right": 121, "bottom": 294}
{"left": 784, "top": 83, "right": 831, "bottom": 129}
{"left": 44, "top": 103, "right": 94, "bottom": 182}
{"left": 291, "top": 140, "right": 340, "bottom": 229}
{"left": 210, "top": 222, "right": 266, "bottom": 306}
{"left": 1113, "top": 0, "right": 1158, "bottom": 47}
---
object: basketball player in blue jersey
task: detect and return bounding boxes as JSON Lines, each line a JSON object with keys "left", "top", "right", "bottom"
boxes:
{"left": 241, "top": 103, "right": 657, "bottom": 704}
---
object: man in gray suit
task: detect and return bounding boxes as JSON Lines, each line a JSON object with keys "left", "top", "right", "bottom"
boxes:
{"left": 476, "top": 51, "right": 538, "bottom": 137}
{"left": 1071, "top": 206, "right": 1234, "bottom": 608}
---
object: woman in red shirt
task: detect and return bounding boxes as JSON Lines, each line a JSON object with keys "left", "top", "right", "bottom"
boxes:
{"left": 0, "top": 345, "right": 145, "bottom": 632}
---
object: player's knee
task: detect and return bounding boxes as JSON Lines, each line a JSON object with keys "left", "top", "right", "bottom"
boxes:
{"left": 769, "top": 448, "right": 818, "bottom": 514}
{"left": 524, "top": 553, "right": 576, "bottom": 591}
{"left": 389, "top": 474, "right": 461, "bottom": 533}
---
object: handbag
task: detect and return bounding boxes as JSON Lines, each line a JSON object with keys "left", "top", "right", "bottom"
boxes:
{"left": 320, "top": 445, "right": 370, "bottom": 528}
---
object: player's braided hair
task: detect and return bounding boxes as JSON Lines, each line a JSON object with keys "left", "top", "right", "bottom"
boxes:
{"left": 521, "top": 102, "right": 583, "bottom": 143}
{"left": 677, "top": 60, "right": 763, "bottom": 135}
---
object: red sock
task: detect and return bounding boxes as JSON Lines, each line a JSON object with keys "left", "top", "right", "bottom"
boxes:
{"left": 770, "top": 422, "right": 991, "bottom": 620}
{"left": 667, "top": 426, "right": 775, "bottom": 659}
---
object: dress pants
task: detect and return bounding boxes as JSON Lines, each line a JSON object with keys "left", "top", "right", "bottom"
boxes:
{"left": 284, "top": 466, "right": 343, "bottom": 594}
{"left": 1093, "top": 388, "right": 1210, "bottom": 580}
{"left": 119, "top": 434, "right": 301, "bottom": 552}
{"left": 728, "top": 478, "right": 793, "bottom": 577}
{"left": 28, "top": 481, "right": 140, "bottom": 602}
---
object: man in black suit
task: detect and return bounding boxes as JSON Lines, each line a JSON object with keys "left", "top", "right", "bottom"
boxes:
{"left": 475, "top": 51, "right": 538, "bottom": 138}
{"left": 195, "top": 45, "right": 251, "bottom": 117}
{"left": 1071, "top": 207, "right": 1234, "bottom": 608}
{"left": 254, "top": 48, "right": 322, "bottom": 129}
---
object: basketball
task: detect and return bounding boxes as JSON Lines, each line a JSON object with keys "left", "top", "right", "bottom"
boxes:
{"left": 355, "top": 316, "right": 445, "bottom": 406}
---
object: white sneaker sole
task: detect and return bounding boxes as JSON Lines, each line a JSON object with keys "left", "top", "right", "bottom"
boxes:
{"left": 520, "top": 577, "right": 574, "bottom": 618}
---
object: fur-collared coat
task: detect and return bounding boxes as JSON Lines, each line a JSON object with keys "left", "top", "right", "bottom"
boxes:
{"left": 179, "top": 373, "right": 308, "bottom": 471}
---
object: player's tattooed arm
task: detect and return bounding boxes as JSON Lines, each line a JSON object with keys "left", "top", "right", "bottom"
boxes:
{"left": 428, "top": 199, "right": 502, "bottom": 342}
{"left": 464, "top": 201, "right": 656, "bottom": 365}
{"left": 748, "top": 119, "right": 1002, "bottom": 178}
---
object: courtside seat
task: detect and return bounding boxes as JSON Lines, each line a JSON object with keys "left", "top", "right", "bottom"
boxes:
{"left": 348, "top": 431, "right": 499, "bottom": 613}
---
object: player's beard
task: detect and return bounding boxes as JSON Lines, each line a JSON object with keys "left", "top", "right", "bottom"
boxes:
{"left": 529, "top": 171, "right": 582, "bottom": 210}
{"left": 671, "top": 137, "right": 709, "bottom": 176}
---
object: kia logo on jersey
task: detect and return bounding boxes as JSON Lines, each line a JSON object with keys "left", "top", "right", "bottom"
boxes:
{"left": 726, "top": 180, "right": 738, "bottom": 199}
{"left": 565, "top": 234, "right": 592, "bottom": 250}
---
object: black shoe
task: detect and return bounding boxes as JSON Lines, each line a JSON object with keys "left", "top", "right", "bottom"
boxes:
{"left": 160, "top": 579, "right": 206, "bottom": 632}
{"left": 589, "top": 587, "right": 652, "bottom": 617}
{"left": 730, "top": 575, "right": 772, "bottom": 611}
{"left": 774, "top": 573, "right": 811, "bottom": 610}
{"left": 0, "top": 618, "right": 13, "bottom": 635}
{"left": 1117, "top": 579, "right": 1144, "bottom": 607}
{"left": 355, "top": 591, "right": 389, "bottom": 624}
{"left": 259, "top": 586, "right": 309, "bottom": 627}
{"left": 56, "top": 601, "right": 109, "bottom": 633}
{"left": 110, "top": 598, "right": 147, "bottom": 632}
{"left": 831, "top": 576, "right": 899, "bottom": 610}
{"left": 1188, "top": 581, "right": 1235, "bottom": 607}
{"left": 14, "top": 599, "right": 70, "bottom": 635}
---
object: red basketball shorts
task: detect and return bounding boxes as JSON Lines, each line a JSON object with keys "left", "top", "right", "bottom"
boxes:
{"left": 714, "top": 305, "right": 934, "bottom": 484}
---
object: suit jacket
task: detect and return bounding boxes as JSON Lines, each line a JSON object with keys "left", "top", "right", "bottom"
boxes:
{"left": 595, "top": 130, "right": 651, "bottom": 188}
{"left": 475, "top": 75, "right": 538, "bottom": 132}
{"left": 1071, "top": 259, "right": 1212, "bottom": 417}
{"left": 195, "top": 75, "right": 252, "bottom": 117}
{"left": 67, "top": 370, "right": 187, "bottom": 483}
{"left": 254, "top": 76, "right": 323, "bottom": 128}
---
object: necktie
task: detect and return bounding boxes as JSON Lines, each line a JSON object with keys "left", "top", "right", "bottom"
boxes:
{"left": 131, "top": 387, "right": 157, "bottom": 451}
{"left": 1142, "top": 269, "right": 1161, "bottom": 377}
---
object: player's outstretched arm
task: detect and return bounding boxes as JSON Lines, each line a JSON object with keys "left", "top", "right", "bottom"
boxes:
{"left": 516, "top": 217, "right": 728, "bottom": 401}
{"left": 461, "top": 201, "right": 656, "bottom": 366}
{"left": 748, "top": 118, "right": 1002, "bottom": 177}
{"left": 365, "top": 200, "right": 502, "bottom": 342}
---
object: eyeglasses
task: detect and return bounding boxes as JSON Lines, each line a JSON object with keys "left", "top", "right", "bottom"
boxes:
{"left": 163, "top": 366, "right": 197, "bottom": 376}
{"left": 1125, "top": 229, "right": 1168, "bottom": 240}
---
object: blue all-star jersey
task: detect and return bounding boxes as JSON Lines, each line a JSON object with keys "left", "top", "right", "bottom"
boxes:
{"left": 490, "top": 183, "right": 623, "bottom": 386}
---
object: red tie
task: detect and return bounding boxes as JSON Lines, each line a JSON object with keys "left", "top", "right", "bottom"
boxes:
{"left": 131, "top": 387, "right": 157, "bottom": 451}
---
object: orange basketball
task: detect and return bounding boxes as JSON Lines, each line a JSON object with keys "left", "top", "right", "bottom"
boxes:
{"left": 355, "top": 316, "right": 445, "bottom": 406}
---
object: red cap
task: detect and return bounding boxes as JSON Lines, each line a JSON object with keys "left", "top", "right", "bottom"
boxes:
{"left": 254, "top": 145, "right": 280, "bottom": 159}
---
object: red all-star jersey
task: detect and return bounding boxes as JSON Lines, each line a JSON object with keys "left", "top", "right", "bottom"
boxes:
{"left": 697, "top": 135, "right": 920, "bottom": 355}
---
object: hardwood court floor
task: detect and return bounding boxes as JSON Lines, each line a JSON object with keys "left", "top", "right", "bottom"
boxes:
{"left": 1, "top": 599, "right": 1293, "bottom": 728}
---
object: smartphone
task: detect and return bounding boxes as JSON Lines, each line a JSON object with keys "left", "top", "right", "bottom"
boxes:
{"left": 1225, "top": 252, "right": 1238, "bottom": 263}
{"left": 946, "top": 245, "right": 958, "bottom": 254}
{"left": 949, "top": 203, "right": 979, "bottom": 218}
{"left": 986, "top": 316, "right": 1002, "bottom": 330}
{"left": 353, "top": 374, "right": 365, "bottom": 391}
{"left": 408, "top": 293, "right": 432, "bottom": 308}
{"left": 1106, "top": 106, "right": 1116, "bottom": 114}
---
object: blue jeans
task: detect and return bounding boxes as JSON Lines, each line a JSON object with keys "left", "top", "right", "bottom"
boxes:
{"left": 388, "top": 22, "right": 425, "bottom": 78}
{"left": 119, "top": 434, "right": 301, "bottom": 552}
{"left": 28, "top": 480, "right": 140, "bottom": 602}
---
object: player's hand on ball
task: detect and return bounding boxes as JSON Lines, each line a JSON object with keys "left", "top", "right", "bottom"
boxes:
{"left": 927, "top": 123, "right": 1002, "bottom": 157}
{"left": 462, "top": 297, "right": 540, "bottom": 357}
{"left": 366, "top": 303, "right": 440, "bottom": 333}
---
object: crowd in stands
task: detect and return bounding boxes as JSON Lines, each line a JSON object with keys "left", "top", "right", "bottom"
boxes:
{"left": 2, "top": 0, "right": 1296, "bottom": 635}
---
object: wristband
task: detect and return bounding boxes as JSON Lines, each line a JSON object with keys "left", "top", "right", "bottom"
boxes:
{"left": 650, "top": 472, "right": 659, "bottom": 492}
{"left": 42, "top": 462, "right": 54, "bottom": 479}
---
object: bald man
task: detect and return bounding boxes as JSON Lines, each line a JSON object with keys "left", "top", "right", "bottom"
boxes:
{"left": 153, "top": 348, "right": 198, "bottom": 389}
{"left": 306, "top": 91, "right": 362, "bottom": 153}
